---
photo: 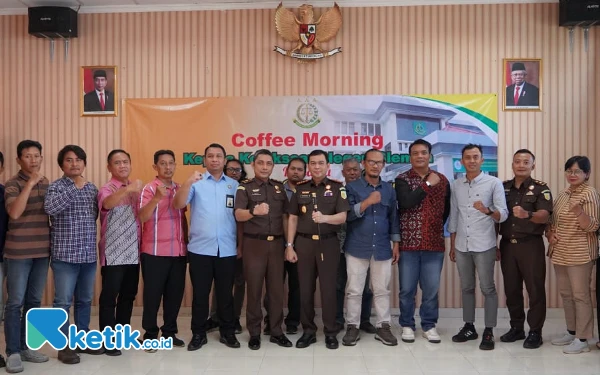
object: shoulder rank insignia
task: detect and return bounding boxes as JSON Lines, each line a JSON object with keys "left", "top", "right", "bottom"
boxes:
{"left": 534, "top": 179, "right": 547, "bottom": 186}
{"left": 297, "top": 179, "right": 310, "bottom": 185}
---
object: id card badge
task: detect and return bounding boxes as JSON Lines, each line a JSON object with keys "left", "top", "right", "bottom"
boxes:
{"left": 226, "top": 194, "right": 234, "bottom": 208}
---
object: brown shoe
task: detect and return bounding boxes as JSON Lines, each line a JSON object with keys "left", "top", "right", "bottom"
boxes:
{"left": 58, "top": 348, "right": 80, "bottom": 364}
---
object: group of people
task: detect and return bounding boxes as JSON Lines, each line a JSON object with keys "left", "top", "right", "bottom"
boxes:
{"left": 0, "top": 138, "right": 599, "bottom": 373}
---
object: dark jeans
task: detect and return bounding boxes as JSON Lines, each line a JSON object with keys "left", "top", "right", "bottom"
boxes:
{"left": 141, "top": 254, "right": 187, "bottom": 339}
{"left": 99, "top": 264, "right": 140, "bottom": 332}
{"left": 52, "top": 260, "right": 97, "bottom": 337}
{"left": 188, "top": 252, "right": 236, "bottom": 336}
{"left": 336, "top": 252, "right": 373, "bottom": 325}
{"left": 4, "top": 257, "right": 49, "bottom": 355}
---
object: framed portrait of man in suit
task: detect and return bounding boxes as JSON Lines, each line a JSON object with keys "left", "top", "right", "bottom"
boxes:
{"left": 503, "top": 59, "right": 542, "bottom": 111}
{"left": 80, "top": 66, "right": 118, "bottom": 116}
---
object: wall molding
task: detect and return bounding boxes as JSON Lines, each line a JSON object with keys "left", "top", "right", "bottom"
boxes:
{"left": 0, "top": 0, "right": 558, "bottom": 16}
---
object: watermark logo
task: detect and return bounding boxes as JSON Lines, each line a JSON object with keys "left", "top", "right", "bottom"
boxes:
{"left": 26, "top": 308, "right": 172, "bottom": 351}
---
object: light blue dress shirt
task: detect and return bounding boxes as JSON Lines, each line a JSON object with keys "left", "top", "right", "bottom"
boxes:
{"left": 186, "top": 171, "right": 238, "bottom": 257}
{"left": 448, "top": 172, "right": 508, "bottom": 253}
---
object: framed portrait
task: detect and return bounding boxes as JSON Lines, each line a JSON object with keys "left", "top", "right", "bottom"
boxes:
{"left": 80, "top": 66, "right": 118, "bottom": 117}
{"left": 502, "top": 58, "right": 542, "bottom": 111}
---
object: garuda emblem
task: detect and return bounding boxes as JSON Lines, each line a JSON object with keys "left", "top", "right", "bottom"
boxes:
{"left": 274, "top": 2, "right": 342, "bottom": 62}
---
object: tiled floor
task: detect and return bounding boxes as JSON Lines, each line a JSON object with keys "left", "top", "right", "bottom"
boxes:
{"left": 3, "top": 311, "right": 599, "bottom": 375}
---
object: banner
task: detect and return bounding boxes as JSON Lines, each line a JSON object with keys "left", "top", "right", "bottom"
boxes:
{"left": 123, "top": 95, "right": 497, "bottom": 184}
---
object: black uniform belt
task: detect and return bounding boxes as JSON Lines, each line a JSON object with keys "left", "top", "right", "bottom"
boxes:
{"left": 501, "top": 235, "right": 541, "bottom": 244}
{"left": 244, "top": 233, "right": 283, "bottom": 241}
{"left": 297, "top": 232, "right": 337, "bottom": 240}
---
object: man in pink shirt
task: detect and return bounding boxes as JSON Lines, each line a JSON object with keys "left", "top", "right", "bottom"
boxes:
{"left": 97, "top": 149, "right": 143, "bottom": 356}
{"left": 139, "top": 150, "right": 188, "bottom": 351}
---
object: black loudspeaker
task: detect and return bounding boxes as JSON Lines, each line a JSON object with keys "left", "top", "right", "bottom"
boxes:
{"left": 559, "top": 0, "right": 600, "bottom": 26}
{"left": 28, "top": 6, "right": 78, "bottom": 38}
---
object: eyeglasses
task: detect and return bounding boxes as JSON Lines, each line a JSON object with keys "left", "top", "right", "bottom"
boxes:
{"left": 565, "top": 169, "right": 584, "bottom": 176}
{"left": 365, "top": 160, "right": 385, "bottom": 167}
{"left": 226, "top": 168, "right": 242, "bottom": 173}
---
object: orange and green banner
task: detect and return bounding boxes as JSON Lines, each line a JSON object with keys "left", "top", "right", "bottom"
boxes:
{"left": 123, "top": 94, "right": 497, "bottom": 183}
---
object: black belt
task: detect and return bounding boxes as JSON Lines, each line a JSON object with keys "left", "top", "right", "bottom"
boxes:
{"left": 244, "top": 233, "right": 283, "bottom": 241}
{"left": 501, "top": 235, "right": 541, "bottom": 244}
{"left": 297, "top": 233, "right": 337, "bottom": 240}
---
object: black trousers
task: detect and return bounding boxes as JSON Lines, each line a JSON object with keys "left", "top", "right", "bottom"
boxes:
{"left": 98, "top": 264, "right": 140, "bottom": 332}
{"left": 141, "top": 253, "right": 187, "bottom": 339}
{"left": 500, "top": 237, "right": 546, "bottom": 333}
{"left": 263, "top": 259, "right": 301, "bottom": 327}
{"left": 188, "top": 252, "right": 237, "bottom": 336}
{"left": 296, "top": 236, "right": 339, "bottom": 335}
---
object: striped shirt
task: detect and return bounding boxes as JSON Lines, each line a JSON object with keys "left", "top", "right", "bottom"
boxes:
{"left": 98, "top": 178, "right": 141, "bottom": 266}
{"left": 549, "top": 183, "right": 600, "bottom": 266}
{"left": 139, "top": 178, "right": 187, "bottom": 257}
{"left": 3, "top": 171, "right": 50, "bottom": 259}
{"left": 45, "top": 176, "right": 98, "bottom": 264}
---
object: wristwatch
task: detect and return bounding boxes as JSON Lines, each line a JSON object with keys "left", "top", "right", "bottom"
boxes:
{"left": 285, "top": 242, "right": 294, "bottom": 248}
{"left": 527, "top": 211, "right": 534, "bottom": 219}
{"left": 485, "top": 208, "right": 495, "bottom": 216}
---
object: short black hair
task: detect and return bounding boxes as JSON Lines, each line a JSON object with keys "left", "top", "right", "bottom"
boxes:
{"left": 287, "top": 157, "right": 306, "bottom": 170}
{"left": 57, "top": 145, "right": 87, "bottom": 166}
{"left": 107, "top": 149, "right": 131, "bottom": 164}
{"left": 513, "top": 149, "right": 535, "bottom": 162}
{"left": 364, "top": 148, "right": 384, "bottom": 160}
{"left": 461, "top": 144, "right": 483, "bottom": 157}
{"left": 308, "top": 149, "right": 328, "bottom": 163}
{"left": 409, "top": 139, "right": 432, "bottom": 154}
{"left": 17, "top": 140, "right": 43, "bottom": 158}
{"left": 204, "top": 143, "right": 226, "bottom": 157}
{"left": 154, "top": 149, "right": 175, "bottom": 164}
{"left": 94, "top": 70, "right": 107, "bottom": 79}
{"left": 0, "top": 151, "right": 4, "bottom": 168}
{"left": 253, "top": 149, "right": 273, "bottom": 161}
{"left": 225, "top": 158, "right": 247, "bottom": 181}
{"left": 565, "top": 155, "right": 591, "bottom": 176}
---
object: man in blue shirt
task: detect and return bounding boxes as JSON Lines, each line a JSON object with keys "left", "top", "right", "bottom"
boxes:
{"left": 173, "top": 143, "right": 240, "bottom": 351}
{"left": 342, "top": 149, "right": 400, "bottom": 347}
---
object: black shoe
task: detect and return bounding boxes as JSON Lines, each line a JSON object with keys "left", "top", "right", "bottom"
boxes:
{"left": 235, "top": 318, "right": 243, "bottom": 334}
{"left": 452, "top": 324, "right": 478, "bottom": 343}
{"left": 0, "top": 355, "right": 6, "bottom": 368}
{"left": 500, "top": 327, "right": 526, "bottom": 343}
{"left": 270, "top": 334, "right": 293, "bottom": 348}
{"left": 523, "top": 331, "right": 543, "bottom": 349}
{"left": 286, "top": 325, "right": 298, "bottom": 334}
{"left": 205, "top": 318, "right": 220, "bottom": 332}
{"left": 248, "top": 336, "right": 261, "bottom": 350}
{"left": 75, "top": 347, "right": 105, "bottom": 355}
{"left": 164, "top": 334, "right": 185, "bottom": 347}
{"left": 296, "top": 333, "right": 317, "bottom": 348}
{"left": 187, "top": 334, "right": 207, "bottom": 351}
{"left": 479, "top": 329, "right": 495, "bottom": 350}
{"left": 263, "top": 324, "right": 271, "bottom": 335}
{"left": 359, "top": 321, "right": 377, "bottom": 334}
{"left": 325, "top": 335, "right": 339, "bottom": 349}
{"left": 220, "top": 334, "right": 241, "bottom": 348}
{"left": 104, "top": 348, "right": 122, "bottom": 356}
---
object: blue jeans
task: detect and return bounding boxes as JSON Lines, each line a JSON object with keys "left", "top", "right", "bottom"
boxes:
{"left": 336, "top": 252, "right": 373, "bottom": 325}
{"left": 399, "top": 251, "right": 444, "bottom": 331}
{"left": 4, "top": 257, "right": 50, "bottom": 355}
{"left": 51, "top": 260, "right": 97, "bottom": 337}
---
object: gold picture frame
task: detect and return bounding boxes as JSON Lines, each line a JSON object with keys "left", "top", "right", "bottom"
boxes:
{"left": 80, "top": 66, "right": 118, "bottom": 117}
{"left": 502, "top": 58, "right": 542, "bottom": 112}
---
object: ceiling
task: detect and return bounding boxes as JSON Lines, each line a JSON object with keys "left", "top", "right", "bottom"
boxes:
{"left": 0, "top": 0, "right": 558, "bottom": 15}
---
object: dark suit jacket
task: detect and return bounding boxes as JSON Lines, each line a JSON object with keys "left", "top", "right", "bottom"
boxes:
{"left": 505, "top": 82, "right": 539, "bottom": 107}
{"left": 83, "top": 90, "right": 115, "bottom": 112}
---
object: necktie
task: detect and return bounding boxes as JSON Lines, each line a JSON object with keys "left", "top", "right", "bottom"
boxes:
{"left": 100, "top": 92, "right": 105, "bottom": 110}
{"left": 514, "top": 86, "right": 520, "bottom": 106}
